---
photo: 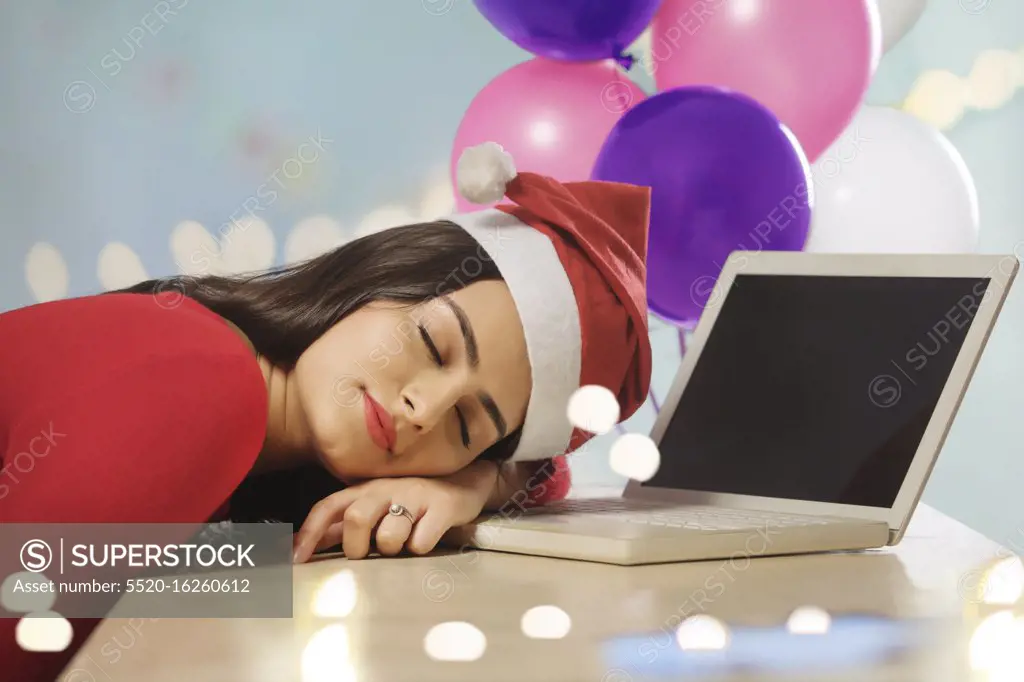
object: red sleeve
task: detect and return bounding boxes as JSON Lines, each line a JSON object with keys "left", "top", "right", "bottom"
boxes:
{"left": 521, "top": 455, "right": 572, "bottom": 506}
{"left": 1, "top": 352, "right": 266, "bottom": 681}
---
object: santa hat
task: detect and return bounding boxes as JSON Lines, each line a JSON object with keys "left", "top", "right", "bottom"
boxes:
{"left": 450, "top": 142, "right": 652, "bottom": 463}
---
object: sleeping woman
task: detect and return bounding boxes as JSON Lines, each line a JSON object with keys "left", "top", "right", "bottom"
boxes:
{"left": 0, "top": 142, "right": 653, "bottom": 680}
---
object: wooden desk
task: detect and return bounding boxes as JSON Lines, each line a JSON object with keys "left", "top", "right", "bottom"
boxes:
{"left": 64, "top": 503, "right": 1020, "bottom": 681}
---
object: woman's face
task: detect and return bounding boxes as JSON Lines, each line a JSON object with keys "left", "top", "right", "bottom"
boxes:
{"left": 292, "top": 280, "right": 531, "bottom": 482}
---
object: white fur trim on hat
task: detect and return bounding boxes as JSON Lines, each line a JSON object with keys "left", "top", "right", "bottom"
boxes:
{"left": 450, "top": 209, "right": 581, "bottom": 462}
{"left": 456, "top": 142, "right": 517, "bottom": 205}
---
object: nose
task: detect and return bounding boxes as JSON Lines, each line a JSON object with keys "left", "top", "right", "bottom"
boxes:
{"left": 399, "top": 372, "right": 461, "bottom": 436}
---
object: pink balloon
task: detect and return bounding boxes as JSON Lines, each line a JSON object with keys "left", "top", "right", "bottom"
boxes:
{"left": 451, "top": 58, "right": 646, "bottom": 212}
{"left": 650, "top": 0, "right": 880, "bottom": 162}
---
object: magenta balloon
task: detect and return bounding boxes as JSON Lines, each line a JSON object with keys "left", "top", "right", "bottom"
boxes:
{"left": 451, "top": 58, "right": 646, "bottom": 212}
{"left": 650, "top": 0, "right": 880, "bottom": 162}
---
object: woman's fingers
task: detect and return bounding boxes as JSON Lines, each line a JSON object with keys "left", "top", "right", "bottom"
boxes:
{"left": 292, "top": 480, "right": 465, "bottom": 562}
{"left": 375, "top": 503, "right": 424, "bottom": 556}
{"left": 313, "top": 521, "right": 346, "bottom": 554}
{"left": 340, "top": 495, "right": 393, "bottom": 560}
{"left": 407, "top": 506, "right": 455, "bottom": 555}
{"left": 293, "top": 487, "right": 359, "bottom": 563}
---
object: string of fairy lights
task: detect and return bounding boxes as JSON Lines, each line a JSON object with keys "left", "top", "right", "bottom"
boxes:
{"left": 901, "top": 46, "right": 1024, "bottom": 130}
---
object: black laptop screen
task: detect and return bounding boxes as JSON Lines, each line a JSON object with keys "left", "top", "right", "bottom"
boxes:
{"left": 643, "top": 274, "right": 990, "bottom": 508}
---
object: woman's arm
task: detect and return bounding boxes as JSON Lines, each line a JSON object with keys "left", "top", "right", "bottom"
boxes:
{"left": 446, "top": 456, "right": 572, "bottom": 512}
{"left": 292, "top": 455, "right": 573, "bottom": 562}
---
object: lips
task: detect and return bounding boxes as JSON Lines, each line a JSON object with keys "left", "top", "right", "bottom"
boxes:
{"left": 363, "top": 392, "right": 397, "bottom": 452}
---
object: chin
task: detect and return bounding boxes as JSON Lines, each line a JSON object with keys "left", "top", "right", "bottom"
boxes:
{"left": 306, "top": 434, "right": 355, "bottom": 483}
{"left": 307, "top": 410, "right": 381, "bottom": 484}
{"left": 313, "top": 450, "right": 355, "bottom": 485}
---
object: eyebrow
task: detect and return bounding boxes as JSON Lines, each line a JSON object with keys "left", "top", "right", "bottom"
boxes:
{"left": 442, "top": 295, "right": 478, "bottom": 367}
{"left": 441, "top": 295, "right": 507, "bottom": 440}
{"left": 478, "top": 392, "right": 507, "bottom": 440}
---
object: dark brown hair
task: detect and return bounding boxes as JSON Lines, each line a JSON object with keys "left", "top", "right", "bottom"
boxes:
{"left": 115, "top": 220, "right": 522, "bottom": 525}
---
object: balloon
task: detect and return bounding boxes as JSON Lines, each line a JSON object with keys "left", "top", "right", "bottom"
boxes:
{"left": 592, "top": 87, "right": 813, "bottom": 326}
{"left": 806, "top": 106, "right": 979, "bottom": 254}
{"left": 650, "top": 0, "right": 880, "bottom": 162}
{"left": 473, "top": 0, "right": 663, "bottom": 63}
{"left": 451, "top": 58, "right": 646, "bottom": 212}
{"left": 876, "top": 0, "right": 927, "bottom": 53}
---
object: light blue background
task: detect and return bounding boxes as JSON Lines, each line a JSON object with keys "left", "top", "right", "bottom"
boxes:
{"left": 1, "top": 1, "right": 1021, "bottom": 542}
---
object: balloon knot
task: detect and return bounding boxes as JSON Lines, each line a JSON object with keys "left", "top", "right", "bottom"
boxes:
{"left": 613, "top": 51, "right": 635, "bottom": 71}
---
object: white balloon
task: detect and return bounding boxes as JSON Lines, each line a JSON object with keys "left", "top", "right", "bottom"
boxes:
{"left": 875, "top": 0, "right": 928, "bottom": 53}
{"left": 806, "top": 106, "right": 979, "bottom": 255}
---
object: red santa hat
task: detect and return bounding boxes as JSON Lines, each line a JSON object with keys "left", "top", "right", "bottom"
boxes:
{"left": 451, "top": 142, "right": 652, "bottom": 463}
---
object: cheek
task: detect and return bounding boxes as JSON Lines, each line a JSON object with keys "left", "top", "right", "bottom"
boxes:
{"left": 400, "top": 432, "right": 477, "bottom": 478}
{"left": 325, "top": 313, "right": 418, "bottom": 380}
{"left": 298, "top": 331, "right": 370, "bottom": 406}
{"left": 295, "top": 356, "right": 353, "bottom": 448}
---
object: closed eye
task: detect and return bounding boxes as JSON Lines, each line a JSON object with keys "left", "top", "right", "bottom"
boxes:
{"left": 418, "top": 323, "right": 442, "bottom": 364}
{"left": 418, "top": 323, "right": 471, "bottom": 448}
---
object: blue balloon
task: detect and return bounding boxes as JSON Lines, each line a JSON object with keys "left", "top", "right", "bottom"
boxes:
{"left": 592, "top": 86, "right": 814, "bottom": 326}
{"left": 473, "top": 0, "right": 663, "bottom": 63}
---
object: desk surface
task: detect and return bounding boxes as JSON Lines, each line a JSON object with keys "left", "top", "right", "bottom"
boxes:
{"left": 66, "top": 500, "right": 1020, "bottom": 682}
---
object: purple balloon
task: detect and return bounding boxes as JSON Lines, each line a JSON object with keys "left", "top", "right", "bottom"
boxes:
{"left": 473, "top": 0, "right": 663, "bottom": 63}
{"left": 592, "top": 86, "right": 813, "bottom": 326}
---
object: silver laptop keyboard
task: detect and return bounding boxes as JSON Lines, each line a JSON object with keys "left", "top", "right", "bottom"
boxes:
{"left": 526, "top": 498, "right": 835, "bottom": 531}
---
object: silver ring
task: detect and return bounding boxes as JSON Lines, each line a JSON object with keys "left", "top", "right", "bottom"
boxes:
{"left": 388, "top": 503, "right": 415, "bottom": 523}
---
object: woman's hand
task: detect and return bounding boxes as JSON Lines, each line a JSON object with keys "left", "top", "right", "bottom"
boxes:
{"left": 292, "top": 461, "right": 498, "bottom": 562}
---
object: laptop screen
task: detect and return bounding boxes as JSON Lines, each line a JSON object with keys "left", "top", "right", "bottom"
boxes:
{"left": 643, "top": 274, "right": 990, "bottom": 508}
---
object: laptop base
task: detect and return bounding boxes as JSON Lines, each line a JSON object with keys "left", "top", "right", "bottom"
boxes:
{"left": 444, "top": 508, "right": 890, "bottom": 566}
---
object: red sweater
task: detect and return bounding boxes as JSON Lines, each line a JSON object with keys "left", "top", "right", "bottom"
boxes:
{"left": 0, "top": 292, "right": 268, "bottom": 680}
{"left": 0, "top": 292, "right": 569, "bottom": 680}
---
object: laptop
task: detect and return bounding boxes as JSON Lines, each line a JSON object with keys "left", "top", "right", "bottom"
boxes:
{"left": 444, "top": 252, "right": 1019, "bottom": 565}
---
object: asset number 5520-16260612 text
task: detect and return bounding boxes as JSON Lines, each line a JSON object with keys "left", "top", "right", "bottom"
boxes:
{"left": 125, "top": 578, "right": 251, "bottom": 593}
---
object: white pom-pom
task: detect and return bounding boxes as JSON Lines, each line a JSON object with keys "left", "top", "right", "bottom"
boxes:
{"left": 456, "top": 142, "right": 516, "bottom": 205}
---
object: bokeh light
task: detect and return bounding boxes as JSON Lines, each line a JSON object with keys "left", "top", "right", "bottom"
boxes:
{"left": 609, "top": 433, "right": 661, "bottom": 481}
{"left": 423, "top": 621, "right": 487, "bottom": 662}
{"left": 520, "top": 605, "right": 572, "bottom": 640}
